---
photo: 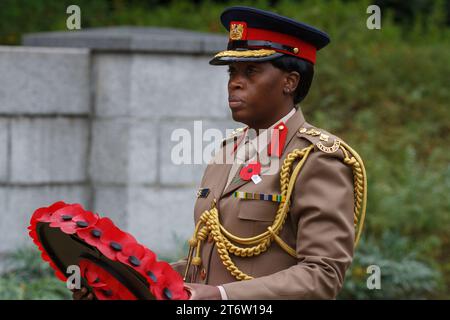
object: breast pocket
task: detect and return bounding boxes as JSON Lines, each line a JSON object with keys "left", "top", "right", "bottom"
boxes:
{"left": 235, "top": 198, "right": 281, "bottom": 238}
{"left": 237, "top": 198, "right": 279, "bottom": 222}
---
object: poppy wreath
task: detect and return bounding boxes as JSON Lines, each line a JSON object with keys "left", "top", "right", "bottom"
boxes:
{"left": 28, "top": 201, "right": 189, "bottom": 300}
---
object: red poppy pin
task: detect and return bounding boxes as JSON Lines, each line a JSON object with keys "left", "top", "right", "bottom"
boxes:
{"left": 239, "top": 161, "right": 262, "bottom": 181}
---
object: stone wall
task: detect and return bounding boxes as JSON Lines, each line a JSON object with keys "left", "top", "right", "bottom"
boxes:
{"left": 0, "top": 27, "right": 235, "bottom": 262}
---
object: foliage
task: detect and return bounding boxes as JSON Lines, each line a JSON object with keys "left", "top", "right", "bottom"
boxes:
{"left": 339, "top": 232, "right": 444, "bottom": 299}
{"left": 0, "top": 247, "right": 71, "bottom": 300}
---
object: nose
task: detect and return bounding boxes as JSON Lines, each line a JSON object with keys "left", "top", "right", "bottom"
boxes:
{"left": 228, "top": 73, "right": 244, "bottom": 91}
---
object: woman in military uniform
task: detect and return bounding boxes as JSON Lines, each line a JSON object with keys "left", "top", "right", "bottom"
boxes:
{"left": 73, "top": 6, "right": 366, "bottom": 301}
{"left": 176, "top": 6, "right": 367, "bottom": 300}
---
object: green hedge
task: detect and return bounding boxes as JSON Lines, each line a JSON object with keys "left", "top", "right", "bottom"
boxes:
{"left": 0, "top": 248, "right": 71, "bottom": 300}
{"left": 0, "top": 0, "right": 449, "bottom": 298}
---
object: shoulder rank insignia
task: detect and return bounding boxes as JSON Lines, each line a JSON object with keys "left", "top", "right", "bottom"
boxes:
{"left": 196, "top": 188, "right": 210, "bottom": 198}
{"left": 316, "top": 139, "right": 341, "bottom": 153}
{"left": 298, "top": 127, "right": 340, "bottom": 154}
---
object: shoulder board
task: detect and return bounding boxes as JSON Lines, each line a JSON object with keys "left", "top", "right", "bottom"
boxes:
{"left": 296, "top": 125, "right": 342, "bottom": 154}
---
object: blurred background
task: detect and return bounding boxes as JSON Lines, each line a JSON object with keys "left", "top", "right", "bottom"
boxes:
{"left": 0, "top": 0, "right": 448, "bottom": 299}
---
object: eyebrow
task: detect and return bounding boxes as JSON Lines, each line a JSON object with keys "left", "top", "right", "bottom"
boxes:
{"left": 227, "top": 64, "right": 259, "bottom": 72}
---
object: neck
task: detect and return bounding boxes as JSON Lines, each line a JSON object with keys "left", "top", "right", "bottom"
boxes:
{"left": 249, "top": 105, "right": 294, "bottom": 133}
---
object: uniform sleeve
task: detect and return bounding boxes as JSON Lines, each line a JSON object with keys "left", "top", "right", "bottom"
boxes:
{"left": 222, "top": 148, "right": 355, "bottom": 299}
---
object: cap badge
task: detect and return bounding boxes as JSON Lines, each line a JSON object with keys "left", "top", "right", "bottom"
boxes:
{"left": 230, "top": 22, "right": 246, "bottom": 40}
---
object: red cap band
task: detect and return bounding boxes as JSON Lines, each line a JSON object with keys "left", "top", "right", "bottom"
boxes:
{"left": 228, "top": 21, "right": 317, "bottom": 64}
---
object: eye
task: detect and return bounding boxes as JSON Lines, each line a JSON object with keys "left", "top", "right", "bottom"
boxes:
{"left": 245, "top": 66, "right": 257, "bottom": 76}
{"left": 227, "top": 65, "right": 237, "bottom": 72}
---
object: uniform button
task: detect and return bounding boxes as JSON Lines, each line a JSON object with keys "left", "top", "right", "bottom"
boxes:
{"left": 278, "top": 125, "right": 285, "bottom": 130}
{"left": 200, "top": 268, "right": 207, "bottom": 280}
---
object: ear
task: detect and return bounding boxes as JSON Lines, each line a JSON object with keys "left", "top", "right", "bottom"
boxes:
{"left": 284, "top": 71, "right": 300, "bottom": 93}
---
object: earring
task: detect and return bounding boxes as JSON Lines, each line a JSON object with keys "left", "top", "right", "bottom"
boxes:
{"left": 284, "top": 88, "right": 290, "bottom": 94}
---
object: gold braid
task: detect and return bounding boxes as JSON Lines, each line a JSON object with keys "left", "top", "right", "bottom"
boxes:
{"left": 184, "top": 141, "right": 367, "bottom": 281}
{"left": 338, "top": 141, "right": 367, "bottom": 247}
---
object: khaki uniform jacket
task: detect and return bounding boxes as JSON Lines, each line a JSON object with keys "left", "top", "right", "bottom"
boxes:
{"left": 171, "top": 108, "right": 355, "bottom": 299}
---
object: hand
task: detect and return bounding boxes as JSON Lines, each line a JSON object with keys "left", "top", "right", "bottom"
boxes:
{"left": 184, "top": 283, "right": 222, "bottom": 300}
{"left": 72, "top": 287, "right": 95, "bottom": 300}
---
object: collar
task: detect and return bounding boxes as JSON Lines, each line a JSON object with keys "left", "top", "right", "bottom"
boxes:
{"left": 236, "top": 107, "right": 296, "bottom": 158}
{"left": 220, "top": 108, "right": 307, "bottom": 197}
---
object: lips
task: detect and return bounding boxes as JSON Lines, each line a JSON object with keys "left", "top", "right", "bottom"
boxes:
{"left": 228, "top": 95, "right": 244, "bottom": 108}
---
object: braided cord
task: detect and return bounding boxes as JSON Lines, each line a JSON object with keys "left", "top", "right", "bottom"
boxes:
{"left": 184, "top": 141, "right": 367, "bottom": 281}
{"left": 338, "top": 141, "right": 367, "bottom": 247}
{"left": 185, "top": 145, "right": 314, "bottom": 280}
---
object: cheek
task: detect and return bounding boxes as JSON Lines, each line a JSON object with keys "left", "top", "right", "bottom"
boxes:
{"left": 264, "top": 79, "right": 281, "bottom": 96}
{"left": 250, "top": 78, "right": 281, "bottom": 104}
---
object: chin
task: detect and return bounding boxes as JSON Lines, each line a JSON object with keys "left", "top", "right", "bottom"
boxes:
{"left": 230, "top": 109, "right": 250, "bottom": 125}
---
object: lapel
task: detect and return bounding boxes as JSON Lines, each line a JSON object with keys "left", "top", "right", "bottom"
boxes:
{"left": 211, "top": 163, "right": 233, "bottom": 200}
{"left": 220, "top": 108, "right": 307, "bottom": 198}
{"left": 206, "top": 140, "right": 234, "bottom": 200}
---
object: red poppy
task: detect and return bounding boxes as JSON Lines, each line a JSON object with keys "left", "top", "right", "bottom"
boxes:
{"left": 28, "top": 201, "right": 73, "bottom": 281}
{"left": 144, "top": 260, "right": 171, "bottom": 286}
{"left": 239, "top": 161, "right": 262, "bottom": 181}
{"left": 31, "top": 201, "right": 68, "bottom": 225}
{"left": 49, "top": 204, "right": 85, "bottom": 234}
{"left": 73, "top": 211, "right": 99, "bottom": 228}
{"left": 79, "top": 259, "right": 136, "bottom": 300}
{"left": 76, "top": 217, "right": 114, "bottom": 248}
{"left": 29, "top": 201, "right": 70, "bottom": 244}
{"left": 98, "top": 222, "right": 137, "bottom": 260}
{"left": 146, "top": 261, "right": 189, "bottom": 300}
{"left": 106, "top": 275, "right": 136, "bottom": 300}
{"left": 79, "top": 259, "right": 107, "bottom": 289}
{"left": 117, "top": 243, "right": 156, "bottom": 274}
{"left": 49, "top": 206, "right": 99, "bottom": 235}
